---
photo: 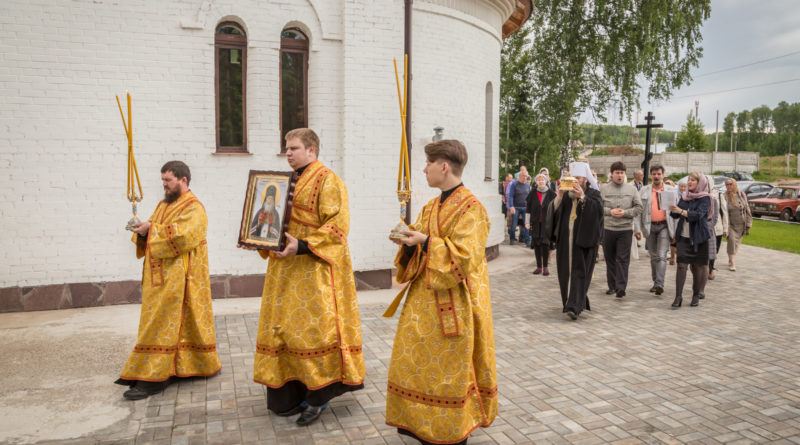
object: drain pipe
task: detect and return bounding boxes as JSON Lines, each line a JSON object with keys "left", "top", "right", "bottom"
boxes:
{"left": 404, "top": 0, "right": 413, "bottom": 224}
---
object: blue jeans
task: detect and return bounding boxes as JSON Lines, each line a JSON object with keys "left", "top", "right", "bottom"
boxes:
{"left": 509, "top": 206, "right": 530, "bottom": 244}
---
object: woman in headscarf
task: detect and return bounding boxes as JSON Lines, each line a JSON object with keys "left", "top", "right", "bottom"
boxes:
{"left": 526, "top": 172, "right": 556, "bottom": 275}
{"left": 723, "top": 178, "right": 752, "bottom": 271}
{"left": 668, "top": 172, "right": 712, "bottom": 308}
{"left": 539, "top": 167, "right": 556, "bottom": 193}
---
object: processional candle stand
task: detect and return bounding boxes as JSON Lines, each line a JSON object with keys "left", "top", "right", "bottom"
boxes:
{"left": 389, "top": 55, "right": 412, "bottom": 240}
{"left": 116, "top": 92, "right": 144, "bottom": 231}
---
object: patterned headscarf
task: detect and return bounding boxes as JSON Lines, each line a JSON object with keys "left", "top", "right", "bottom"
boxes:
{"left": 683, "top": 172, "right": 713, "bottom": 219}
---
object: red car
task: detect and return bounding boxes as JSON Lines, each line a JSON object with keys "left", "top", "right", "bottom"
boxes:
{"left": 749, "top": 185, "right": 800, "bottom": 221}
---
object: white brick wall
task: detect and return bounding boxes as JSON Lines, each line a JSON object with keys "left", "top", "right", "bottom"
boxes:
{"left": 0, "top": 0, "right": 512, "bottom": 287}
{"left": 410, "top": 1, "right": 505, "bottom": 247}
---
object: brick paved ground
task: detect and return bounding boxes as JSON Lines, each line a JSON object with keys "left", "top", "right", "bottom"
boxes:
{"left": 43, "top": 244, "right": 800, "bottom": 444}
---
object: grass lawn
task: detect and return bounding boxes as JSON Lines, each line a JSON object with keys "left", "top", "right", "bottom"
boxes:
{"left": 754, "top": 155, "right": 800, "bottom": 183}
{"left": 741, "top": 219, "right": 800, "bottom": 254}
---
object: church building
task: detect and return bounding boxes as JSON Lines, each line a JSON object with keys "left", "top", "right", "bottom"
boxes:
{"left": 0, "top": 0, "right": 531, "bottom": 311}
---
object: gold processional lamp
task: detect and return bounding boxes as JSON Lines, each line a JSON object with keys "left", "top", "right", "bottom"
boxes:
{"left": 389, "top": 55, "right": 412, "bottom": 240}
{"left": 116, "top": 92, "right": 144, "bottom": 231}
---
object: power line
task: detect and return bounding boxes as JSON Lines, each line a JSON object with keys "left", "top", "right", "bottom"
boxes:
{"left": 695, "top": 49, "right": 800, "bottom": 78}
{"left": 672, "top": 77, "right": 800, "bottom": 99}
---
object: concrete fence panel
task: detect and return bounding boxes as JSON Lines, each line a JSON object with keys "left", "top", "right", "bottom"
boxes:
{"left": 589, "top": 152, "right": 759, "bottom": 176}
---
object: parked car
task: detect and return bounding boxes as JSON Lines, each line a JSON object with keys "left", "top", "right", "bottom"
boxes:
{"left": 678, "top": 174, "right": 727, "bottom": 191}
{"left": 722, "top": 171, "right": 754, "bottom": 182}
{"left": 735, "top": 181, "right": 774, "bottom": 201}
{"left": 749, "top": 185, "right": 800, "bottom": 221}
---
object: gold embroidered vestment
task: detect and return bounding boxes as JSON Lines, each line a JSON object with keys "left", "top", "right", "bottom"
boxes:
{"left": 386, "top": 186, "right": 498, "bottom": 444}
{"left": 254, "top": 161, "right": 365, "bottom": 390}
{"left": 119, "top": 191, "right": 221, "bottom": 382}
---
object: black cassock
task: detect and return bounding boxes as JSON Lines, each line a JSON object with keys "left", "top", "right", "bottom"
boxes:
{"left": 547, "top": 188, "right": 603, "bottom": 315}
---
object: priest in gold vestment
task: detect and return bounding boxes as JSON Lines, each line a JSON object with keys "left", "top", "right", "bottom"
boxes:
{"left": 247, "top": 128, "right": 365, "bottom": 427}
{"left": 116, "top": 161, "right": 221, "bottom": 400}
{"left": 387, "top": 140, "right": 497, "bottom": 445}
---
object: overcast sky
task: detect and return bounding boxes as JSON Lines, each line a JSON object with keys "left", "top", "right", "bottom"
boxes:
{"left": 579, "top": 0, "right": 800, "bottom": 135}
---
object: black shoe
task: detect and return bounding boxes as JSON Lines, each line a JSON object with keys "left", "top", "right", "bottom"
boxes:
{"left": 616, "top": 289, "right": 626, "bottom": 299}
{"left": 276, "top": 403, "right": 306, "bottom": 417}
{"left": 671, "top": 296, "right": 682, "bottom": 308}
{"left": 690, "top": 294, "right": 700, "bottom": 307}
{"left": 566, "top": 310, "right": 578, "bottom": 320}
{"left": 296, "top": 404, "right": 327, "bottom": 426}
{"left": 649, "top": 286, "right": 657, "bottom": 293}
{"left": 123, "top": 380, "right": 167, "bottom": 400}
{"left": 654, "top": 285, "right": 664, "bottom": 296}
{"left": 605, "top": 289, "right": 616, "bottom": 295}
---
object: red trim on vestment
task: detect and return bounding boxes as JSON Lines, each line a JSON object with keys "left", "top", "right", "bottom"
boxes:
{"left": 254, "top": 376, "right": 365, "bottom": 390}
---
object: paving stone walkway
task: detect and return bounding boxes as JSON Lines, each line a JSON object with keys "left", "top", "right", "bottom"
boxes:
{"left": 42, "top": 244, "right": 800, "bottom": 444}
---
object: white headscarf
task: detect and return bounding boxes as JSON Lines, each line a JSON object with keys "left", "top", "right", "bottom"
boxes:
{"left": 534, "top": 173, "right": 549, "bottom": 192}
{"left": 569, "top": 161, "right": 600, "bottom": 191}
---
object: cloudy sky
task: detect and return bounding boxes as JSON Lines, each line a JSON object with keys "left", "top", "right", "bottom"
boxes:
{"left": 579, "top": 0, "right": 800, "bottom": 134}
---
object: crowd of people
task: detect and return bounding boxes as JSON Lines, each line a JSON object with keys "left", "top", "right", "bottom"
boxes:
{"left": 501, "top": 161, "right": 753, "bottom": 318}
{"left": 112, "top": 130, "right": 754, "bottom": 445}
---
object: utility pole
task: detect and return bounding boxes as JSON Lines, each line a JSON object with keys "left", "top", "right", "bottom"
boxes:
{"left": 694, "top": 100, "right": 699, "bottom": 121}
{"left": 714, "top": 109, "right": 719, "bottom": 152}
{"left": 654, "top": 130, "right": 659, "bottom": 153}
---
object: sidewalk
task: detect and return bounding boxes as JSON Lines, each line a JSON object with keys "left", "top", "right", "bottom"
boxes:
{"left": 1, "top": 244, "right": 799, "bottom": 444}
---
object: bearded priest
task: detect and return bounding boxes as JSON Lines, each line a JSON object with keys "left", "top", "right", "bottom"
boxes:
{"left": 116, "top": 160, "right": 221, "bottom": 400}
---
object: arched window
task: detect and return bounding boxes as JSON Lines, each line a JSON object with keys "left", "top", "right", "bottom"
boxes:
{"left": 215, "top": 22, "right": 247, "bottom": 153}
{"left": 280, "top": 28, "right": 309, "bottom": 152}
{"left": 484, "top": 82, "right": 493, "bottom": 180}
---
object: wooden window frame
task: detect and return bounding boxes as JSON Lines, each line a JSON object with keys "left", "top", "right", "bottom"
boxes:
{"left": 279, "top": 31, "right": 309, "bottom": 153}
{"left": 215, "top": 23, "right": 248, "bottom": 153}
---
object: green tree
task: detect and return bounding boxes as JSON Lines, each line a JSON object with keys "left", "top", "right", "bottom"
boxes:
{"left": 736, "top": 110, "right": 749, "bottom": 150}
{"left": 674, "top": 113, "right": 707, "bottom": 152}
{"left": 750, "top": 105, "right": 772, "bottom": 141}
{"left": 723, "top": 112, "right": 735, "bottom": 151}
{"left": 499, "top": 24, "right": 565, "bottom": 177}
{"left": 527, "top": 0, "right": 711, "bottom": 166}
{"left": 772, "top": 101, "right": 791, "bottom": 133}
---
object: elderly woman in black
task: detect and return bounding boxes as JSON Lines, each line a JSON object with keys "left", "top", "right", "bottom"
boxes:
{"left": 669, "top": 172, "right": 712, "bottom": 308}
{"left": 526, "top": 173, "right": 557, "bottom": 275}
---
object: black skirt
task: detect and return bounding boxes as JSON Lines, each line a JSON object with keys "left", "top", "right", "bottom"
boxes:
{"left": 676, "top": 237, "right": 709, "bottom": 265}
{"left": 266, "top": 380, "right": 364, "bottom": 413}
